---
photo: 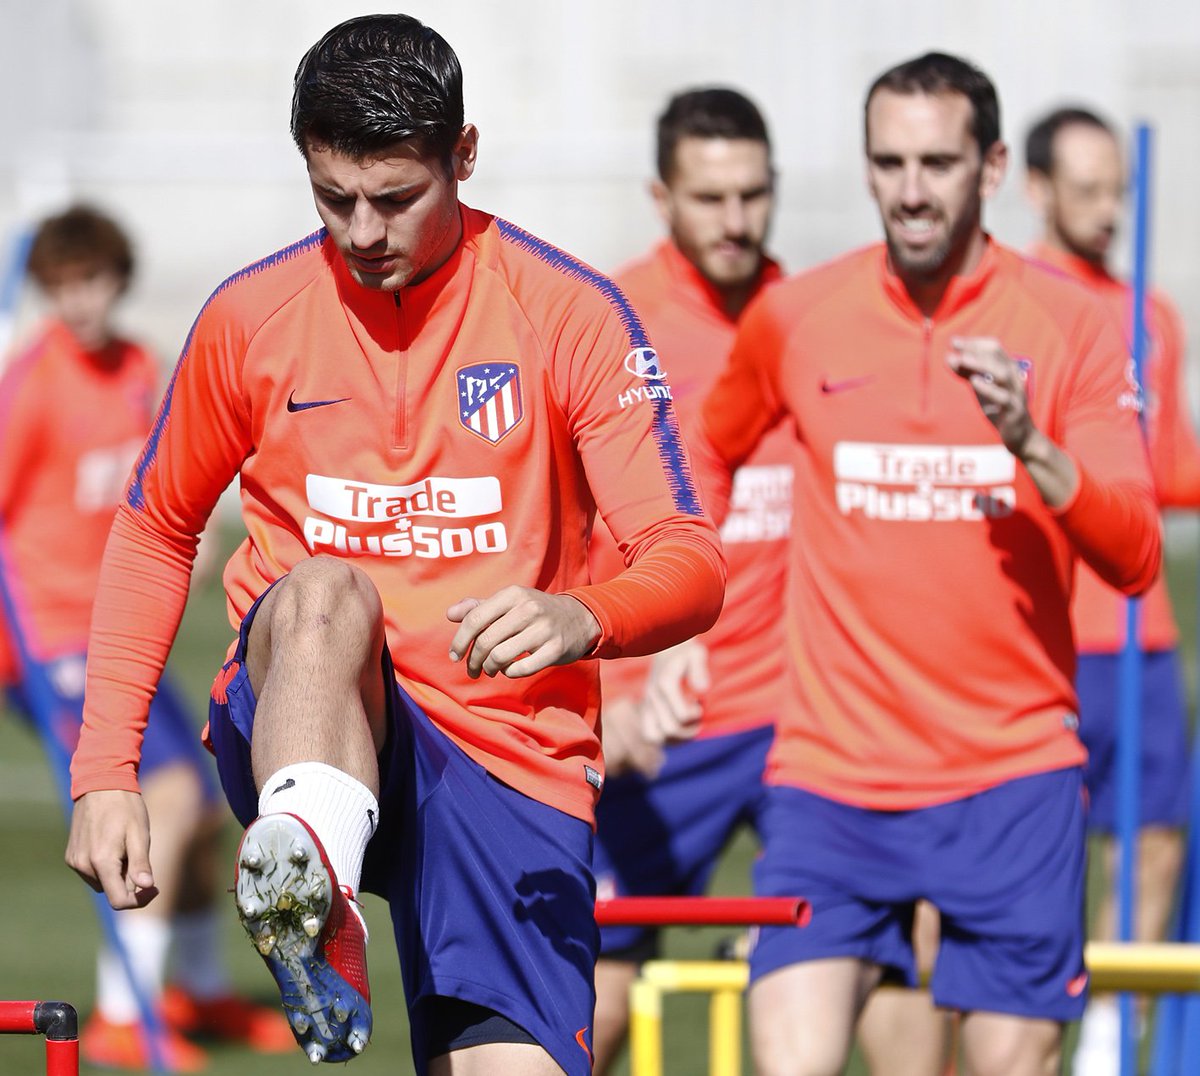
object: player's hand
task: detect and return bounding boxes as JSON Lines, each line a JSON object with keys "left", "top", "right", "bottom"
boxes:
{"left": 447, "top": 586, "right": 602, "bottom": 679}
{"left": 65, "top": 790, "right": 158, "bottom": 910}
{"left": 601, "top": 696, "right": 665, "bottom": 780}
{"left": 640, "top": 639, "right": 709, "bottom": 746}
{"left": 947, "top": 337, "right": 1033, "bottom": 456}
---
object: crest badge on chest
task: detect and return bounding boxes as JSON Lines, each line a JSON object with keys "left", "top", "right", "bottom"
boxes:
{"left": 457, "top": 363, "right": 524, "bottom": 444}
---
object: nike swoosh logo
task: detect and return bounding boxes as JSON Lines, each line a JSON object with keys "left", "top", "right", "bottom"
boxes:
{"left": 272, "top": 777, "right": 296, "bottom": 795}
{"left": 820, "top": 375, "right": 876, "bottom": 395}
{"left": 287, "top": 390, "right": 351, "bottom": 412}
{"left": 574, "top": 1027, "right": 592, "bottom": 1061}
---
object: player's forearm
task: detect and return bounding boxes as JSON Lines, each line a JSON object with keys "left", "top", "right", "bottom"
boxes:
{"left": 566, "top": 528, "right": 726, "bottom": 660}
{"left": 1015, "top": 427, "right": 1078, "bottom": 509}
{"left": 69, "top": 505, "right": 198, "bottom": 798}
{"left": 1054, "top": 465, "right": 1162, "bottom": 596}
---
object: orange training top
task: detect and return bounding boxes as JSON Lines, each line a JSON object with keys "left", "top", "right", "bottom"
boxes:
{"left": 696, "top": 239, "right": 1161, "bottom": 809}
{"left": 590, "top": 240, "right": 791, "bottom": 737}
{"left": 0, "top": 321, "right": 156, "bottom": 680}
{"left": 70, "top": 207, "right": 725, "bottom": 823}
{"left": 1030, "top": 242, "right": 1200, "bottom": 653}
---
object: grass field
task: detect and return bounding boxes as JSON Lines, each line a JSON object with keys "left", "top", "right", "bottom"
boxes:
{"left": 1, "top": 524, "right": 1196, "bottom": 1075}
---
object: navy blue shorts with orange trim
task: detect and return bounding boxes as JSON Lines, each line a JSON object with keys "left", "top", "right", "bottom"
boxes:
{"left": 750, "top": 768, "right": 1088, "bottom": 1021}
{"left": 206, "top": 584, "right": 597, "bottom": 1076}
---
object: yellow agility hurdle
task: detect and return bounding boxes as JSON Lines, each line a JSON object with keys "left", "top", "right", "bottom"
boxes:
{"left": 628, "top": 944, "right": 1200, "bottom": 1076}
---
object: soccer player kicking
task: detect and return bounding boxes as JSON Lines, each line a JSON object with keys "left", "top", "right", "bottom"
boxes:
{"left": 586, "top": 86, "right": 791, "bottom": 1072}
{"left": 0, "top": 205, "right": 292, "bottom": 1071}
{"left": 1025, "top": 106, "right": 1200, "bottom": 1076}
{"left": 691, "top": 53, "right": 1161, "bottom": 1076}
{"left": 63, "top": 14, "right": 724, "bottom": 1076}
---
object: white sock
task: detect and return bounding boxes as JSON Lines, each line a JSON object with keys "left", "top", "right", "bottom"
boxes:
{"left": 168, "top": 910, "right": 230, "bottom": 1001}
{"left": 96, "top": 915, "right": 171, "bottom": 1023}
{"left": 257, "top": 762, "right": 378, "bottom": 901}
{"left": 1073, "top": 996, "right": 1120, "bottom": 1076}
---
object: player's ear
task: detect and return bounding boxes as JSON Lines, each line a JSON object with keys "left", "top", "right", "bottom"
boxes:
{"left": 650, "top": 179, "right": 671, "bottom": 227}
{"left": 979, "top": 139, "right": 1008, "bottom": 202}
{"left": 452, "top": 125, "right": 479, "bottom": 182}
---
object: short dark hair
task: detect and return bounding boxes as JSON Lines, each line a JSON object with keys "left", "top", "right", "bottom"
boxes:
{"left": 26, "top": 204, "right": 134, "bottom": 288}
{"left": 1024, "top": 106, "right": 1115, "bottom": 177}
{"left": 656, "top": 87, "right": 771, "bottom": 182}
{"left": 865, "top": 52, "right": 1001, "bottom": 156}
{"left": 290, "top": 14, "right": 464, "bottom": 166}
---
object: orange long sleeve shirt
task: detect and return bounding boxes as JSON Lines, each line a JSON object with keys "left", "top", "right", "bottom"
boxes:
{"left": 589, "top": 240, "right": 791, "bottom": 736}
{"left": 1031, "top": 242, "right": 1200, "bottom": 653}
{"left": 70, "top": 207, "right": 726, "bottom": 823}
{"left": 698, "top": 240, "right": 1160, "bottom": 809}
{"left": 0, "top": 322, "right": 156, "bottom": 679}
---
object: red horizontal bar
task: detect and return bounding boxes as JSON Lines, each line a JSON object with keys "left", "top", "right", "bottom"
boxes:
{"left": 0, "top": 1000, "right": 37, "bottom": 1034}
{"left": 595, "top": 896, "right": 811, "bottom": 928}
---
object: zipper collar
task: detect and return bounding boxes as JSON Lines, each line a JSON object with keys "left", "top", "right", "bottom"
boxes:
{"left": 878, "top": 235, "right": 1000, "bottom": 325}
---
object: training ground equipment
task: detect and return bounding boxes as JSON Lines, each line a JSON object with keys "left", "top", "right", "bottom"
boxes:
{"left": 0, "top": 1000, "right": 79, "bottom": 1076}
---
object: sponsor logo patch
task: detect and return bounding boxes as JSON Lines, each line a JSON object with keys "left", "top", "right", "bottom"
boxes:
{"left": 624, "top": 347, "right": 666, "bottom": 380}
{"left": 457, "top": 363, "right": 523, "bottom": 443}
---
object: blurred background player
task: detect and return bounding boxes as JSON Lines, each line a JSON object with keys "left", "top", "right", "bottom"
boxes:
{"left": 0, "top": 204, "right": 291, "bottom": 1071}
{"left": 1025, "top": 105, "right": 1200, "bottom": 1076}
{"left": 587, "top": 86, "right": 791, "bottom": 1072}
{"left": 64, "top": 14, "right": 724, "bottom": 1074}
{"left": 693, "top": 52, "right": 1161, "bottom": 1076}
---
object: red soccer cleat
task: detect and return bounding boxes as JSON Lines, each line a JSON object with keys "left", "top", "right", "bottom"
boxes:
{"left": 81, "top": 1010, "right": 208, "bottom": 1073}
{"left": 160, "top": 985, "right": 295, "bottom": 1053}
{"left": 234, "top": 813, "right": 372, "bottom": 1063}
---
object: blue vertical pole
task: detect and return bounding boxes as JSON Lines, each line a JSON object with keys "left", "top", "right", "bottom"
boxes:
{"left": 1116, "top": 121, "right": 1152, "bottom": 1076}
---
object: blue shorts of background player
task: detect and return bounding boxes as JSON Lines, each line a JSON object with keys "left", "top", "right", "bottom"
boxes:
{"left": 207, "top": 585, "right": 598, "bottom": 1076}
{"left": 750, "top": 768, "right": 1089, "bottom": 1022}
{"left": 8, "top": 652, "right": 218, "bottom": 801}
{"left": 593, "top": 723, "right": 773, "bottom": 958}
{"left": 1075, "top": 649, "right": 1190, "bottom": 831}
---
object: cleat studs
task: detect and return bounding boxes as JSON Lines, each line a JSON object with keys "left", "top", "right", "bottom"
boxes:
{"left": 240, "top": 897, "right": 263, "bottom": 919}
{"left": 306, "top": 1043, "right": 325, "bottom": 1064}
{"left": 303, "top": 915, "right": 321, "bottom": 937}
{"left": 276, "top": 892, "right": 295, "bottom": 911}
{"left": 240, "top": 846, "right": 264, "bottom": 871}
{"left": 333, "top": 1002, "right": 350, "bottom": 1022}
{"left": 290, "top": 1012, "right": 310, "bottom": 1034}
{"left": 289, "top": 841, "right": 310, "bottom": 865}
{"left": 255, "top": 931, "right": 277, "bottom": 956}
{"left": 348, "top": 1030, "right": 368, "bottom": 1054}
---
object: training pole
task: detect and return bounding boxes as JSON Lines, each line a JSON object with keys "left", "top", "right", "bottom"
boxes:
{"left": 596, "top": 896, "right": 810, "bottom": 928}
{"left": 1115, "top": 120, "right": 1152, "bottom": 1076}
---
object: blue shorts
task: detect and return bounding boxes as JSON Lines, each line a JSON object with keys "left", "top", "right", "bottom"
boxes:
{"left": 750, "top": 769, "right": 1089, "bottom": 1022}
{"left": 593, "top": 723, "right": 772, "bottom": 955}
{"left": 207, "top": 586, "right": 597, "bottom": 1076}
{"left": 8, "top": 653, "right": 216, "bottom": 799}
{"left": 1076, "top": 649, "right": 1190, "bottom": 831}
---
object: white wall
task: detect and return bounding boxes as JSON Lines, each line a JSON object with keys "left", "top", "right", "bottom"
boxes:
{"left": 2, "top": 0, "right": 1198, "bottom": 367}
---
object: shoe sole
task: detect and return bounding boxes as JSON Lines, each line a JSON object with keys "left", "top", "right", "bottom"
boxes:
{"left": 235, "top": 815, "right": 371, "bottom": 1063}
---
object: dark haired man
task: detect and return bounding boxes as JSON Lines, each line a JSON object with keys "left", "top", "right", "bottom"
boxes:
{"left": 693, "top": 52, "right": 1161, "bottom": 1074}
{"left": 63, "top": 14, "right": 724, "bottom": 1075}
{"left": 587, "top": 86, "right": 789, "bottom": 1071}
{"left": 1026, "top": 105, "right": 1200, "bottom": 1076}
{"left": 1, "top": 205, "right": 292, "bottom": 1070}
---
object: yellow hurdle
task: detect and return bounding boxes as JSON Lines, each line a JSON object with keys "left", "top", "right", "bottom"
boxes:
{"left": 628, "top": 944, "right": 1200, "bottom": 1076}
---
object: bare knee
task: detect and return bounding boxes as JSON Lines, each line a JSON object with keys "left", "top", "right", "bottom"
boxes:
{"left": 249, "top": 557, "right": 384, "bottom": 685}
{"left": 960, "top": 1013, "right": 1061, "bottom": 1076}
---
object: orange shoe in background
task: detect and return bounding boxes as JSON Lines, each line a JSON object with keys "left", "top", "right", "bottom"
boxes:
{"left": 82, "top": 1011, "right": 208, "bottom": 1072}
{"left": 161, "top": 986, "right": 295, "bottom": 1053}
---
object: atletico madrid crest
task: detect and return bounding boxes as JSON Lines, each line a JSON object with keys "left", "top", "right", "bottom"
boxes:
{"left": 457, "top": 362, "right": 524, "bottom": 444}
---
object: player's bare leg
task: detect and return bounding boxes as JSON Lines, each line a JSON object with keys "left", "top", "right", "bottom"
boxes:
{"left": 245, "top": 555, "right": 390, "bottom": 785}
{"left": 858, "top": 900, "right": 954, "bottom": 1076}
{"left": 958, "top": 1011, "right": 1061, "bottom": 1076}
{"left": 592, "top": 957, "right": 640, "bottom": 1073}
{"left": 1076, "top": 826, "right": 1185, "bottom": 1072}
{"left": 429, "top": 1042, "right": 566, "bottom": 1074}
{"left": 749, "top": 958, "right": 881, "bottom": 1076}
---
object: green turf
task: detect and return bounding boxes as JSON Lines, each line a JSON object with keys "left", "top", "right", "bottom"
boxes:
{"left": 1, "top": 527, "right": 1195, "bottom": 1074}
